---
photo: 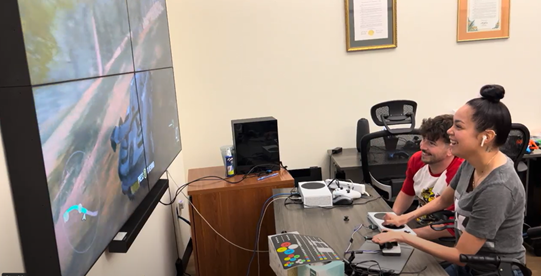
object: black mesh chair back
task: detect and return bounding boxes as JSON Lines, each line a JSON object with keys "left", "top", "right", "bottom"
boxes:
{"left": 500, "top": 123, "right": 530, "bottom": 170}
{"left": 370, "top": 100, "right": 417, "bottom": 134}
{"left": 360, "top": 129, "right": 422, "bottom": 201}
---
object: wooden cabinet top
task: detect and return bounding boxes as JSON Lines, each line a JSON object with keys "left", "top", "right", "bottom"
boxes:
{"left": 187, "top": 166, "right": 294, "bottom": 196}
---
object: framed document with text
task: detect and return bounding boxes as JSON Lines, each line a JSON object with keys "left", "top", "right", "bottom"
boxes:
{"left": 345, "top": 0, "right": 397, "bottom": 52}
{"left": 457, "top": 0, "right": 510, "bottom": 42}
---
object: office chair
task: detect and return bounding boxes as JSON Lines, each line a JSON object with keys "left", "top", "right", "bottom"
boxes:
{"left": 459, "top": 254, "right": 533, "bottom": 276}
{"left": 359, "top": 128, "right": 422, "bottom": 202}
{"left": 500, "top": 123, "right": 530, "bottom": 171}
{"left": 370, "top": 100, "right": 417, "bottom": 134}
{"left": 430, "top": 217, "right": 540, "bottom": 276}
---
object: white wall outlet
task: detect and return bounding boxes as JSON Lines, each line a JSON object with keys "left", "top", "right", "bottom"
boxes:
{"left": 177, "top": 199, "right": 184, "bottom": 212}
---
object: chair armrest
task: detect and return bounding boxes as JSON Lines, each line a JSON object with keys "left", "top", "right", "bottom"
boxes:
{"left": 527, "top": 226, "right": 541, "bottom": 240}
{"left": 430, "top": 220, "right": 456, "bottom": 231}
{"left": 459, "top": 254, "right": 532, "bottom": 276}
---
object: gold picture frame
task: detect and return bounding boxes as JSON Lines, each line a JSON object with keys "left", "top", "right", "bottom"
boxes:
{"left": 345, "top": 0, "right": 397, "bottom": 52}
{"left": 457, "top": 0, "right": 510, "bottom": 42}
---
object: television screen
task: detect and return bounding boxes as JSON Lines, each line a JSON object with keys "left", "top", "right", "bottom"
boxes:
{"left": 17, "top": 0, "right": 134, "bottom": 85}
{"left": 135, "top": 68, "right": 181, "bottom": 187}
{"left": 127, "top": 0, "right": 173, "bottom": 71}
{"left": 33, "top": 73, "right": 150, "bottom": 276}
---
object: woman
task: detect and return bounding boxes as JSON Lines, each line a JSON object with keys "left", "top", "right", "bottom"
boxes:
{"left": 373, "top": 85, "right": 526, "bottom": 276}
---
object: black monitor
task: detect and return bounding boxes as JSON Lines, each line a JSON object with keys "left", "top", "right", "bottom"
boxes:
{"left": 0, "top": 0, "right": 181, "bottom": 275}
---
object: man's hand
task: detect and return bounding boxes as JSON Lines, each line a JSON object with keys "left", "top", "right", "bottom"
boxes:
{"left": 383, "top": 213, "right": 408, "bottom": 226}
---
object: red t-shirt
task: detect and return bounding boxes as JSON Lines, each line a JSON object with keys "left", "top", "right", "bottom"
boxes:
{"left": 400, "top": 151, "right": 463, "bottom": 235}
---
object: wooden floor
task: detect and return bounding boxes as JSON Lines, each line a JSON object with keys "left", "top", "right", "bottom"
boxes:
{"left": 185, "top": 251, "right": 541, "bottom": 275}
{"left": 526, "top": 251, "right": 541, "bottom": 275}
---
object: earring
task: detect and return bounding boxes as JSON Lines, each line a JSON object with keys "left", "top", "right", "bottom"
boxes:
{"left": 481, "top": 135, "right": 487, "bottom": 147}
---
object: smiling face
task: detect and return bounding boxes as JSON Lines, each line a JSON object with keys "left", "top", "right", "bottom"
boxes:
{"left": 447, "top": 104, "right": 488, "bottom": 158}
{"left": 419, "top": 137, "right": 451, "bottom": 164}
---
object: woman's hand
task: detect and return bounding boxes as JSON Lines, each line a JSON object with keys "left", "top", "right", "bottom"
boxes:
{"left": 372, "top": 230, "right": 405, "bottom": 244}
{"left": 383, "top": 213, "right": 408, "bottom": 226}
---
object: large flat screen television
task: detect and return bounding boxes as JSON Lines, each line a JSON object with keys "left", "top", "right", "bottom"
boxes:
{"left": 0, "top": 0, "right": 181, "bottom": 275}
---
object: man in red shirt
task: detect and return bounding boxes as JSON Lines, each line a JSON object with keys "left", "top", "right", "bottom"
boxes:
{"left": 391, "top": 114, "right": 463, "bottom": 240}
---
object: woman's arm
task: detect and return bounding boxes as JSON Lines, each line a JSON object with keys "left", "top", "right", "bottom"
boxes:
{"left": 401, "top": 230, "right": 486, "bottom": 265}
{"left": 373, "top": 229, "right": 486, "bottom": 266}
{"left": 386, "top": 186, "right": 455, "bottom": 225}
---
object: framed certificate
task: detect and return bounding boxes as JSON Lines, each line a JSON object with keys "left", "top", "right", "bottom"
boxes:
{"left": 457, "top": 0, "right": 510, "bottom": 42}
{"left": 345, "top": 0, "right": 397, "bottom": 52}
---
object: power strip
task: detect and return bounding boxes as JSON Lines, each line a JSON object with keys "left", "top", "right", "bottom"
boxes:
{"left": 324, "top": 179, "right": 368, "bottom": 196}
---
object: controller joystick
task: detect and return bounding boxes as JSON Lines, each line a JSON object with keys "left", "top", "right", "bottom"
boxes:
{"left": 379, "top": 241, "right": 398, "bottom": 250}
{"left": 383, "top": 223, "right": 405, "bottom": 230}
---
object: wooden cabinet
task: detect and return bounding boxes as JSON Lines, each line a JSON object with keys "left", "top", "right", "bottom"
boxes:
{"left": 187, "top": 166, "right": 294, "bottom": 276}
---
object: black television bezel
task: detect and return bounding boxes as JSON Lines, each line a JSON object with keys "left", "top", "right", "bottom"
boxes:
{"left": 0, "top": 0, "right": 182, "bottom": 275}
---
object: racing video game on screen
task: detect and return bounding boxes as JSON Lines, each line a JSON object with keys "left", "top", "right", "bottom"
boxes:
{"left": 20, "top": 0, "right": 175, "bottom": 275}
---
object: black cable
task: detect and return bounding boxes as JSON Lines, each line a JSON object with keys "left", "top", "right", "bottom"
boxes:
{"left": 350, "top": 260, "right": 384, "bottom": 276}
{"left": 164, "top": 171, "right": 182, "bottom": 261}
{"left": 177, "top": 215, "right": 191, "bottom": 226}
{"left": 159, "top": 163, "right": 279, "bottom": 206}
{"left": 400, "top": 266, "right": 427, "bottom": 275}
{"left": 329, "top": 153, "right": 333, "bottom": 178}
{"left": 284, "top": 196, "right": 381, "bottom": 208}
{"left": 352, "top": 196, "right": 382, "bottom": 205}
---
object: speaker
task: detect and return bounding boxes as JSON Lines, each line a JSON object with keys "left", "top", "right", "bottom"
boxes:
{"left": 356, "top": 118, "right": 370, "bottom": 152}
{"left": 232, "top": 116, "right": 280, "bottom": 175}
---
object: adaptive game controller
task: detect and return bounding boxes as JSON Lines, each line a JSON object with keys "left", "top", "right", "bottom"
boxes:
{"left": 363, "top": 238, "right": 402, "bottom": 256}
{"left": 379, "top": 241, "right": 401, "bottom": 256}
{"left": 367, "top": 212, "right": 416, "bottom": 236}
{"left": 373, "top": 212, "right": 405, "bottom": 229}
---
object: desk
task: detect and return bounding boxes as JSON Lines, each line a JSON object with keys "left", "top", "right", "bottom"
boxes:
{"left": 273, "top": 187, "right": 448, "bottom": 275}
{"left": 328, "top": 147, "right": 410, "bottom": 186}
{"left": 523, "top": 149, "right": 541, "bottom": 159}
{"left": 187, "top": 167, "right": 295, "bottom": 276}
{"left": 523, "top": 149, "right": 541, "bottom": 223}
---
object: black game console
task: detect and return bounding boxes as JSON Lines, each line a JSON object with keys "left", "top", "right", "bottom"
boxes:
{"left": 232, "top": 116, "right": 280, "bottom": 175}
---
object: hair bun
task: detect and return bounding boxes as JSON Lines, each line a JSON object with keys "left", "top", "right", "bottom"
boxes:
{"left": 480, "top": 84, "right": 505, "bottom": 103}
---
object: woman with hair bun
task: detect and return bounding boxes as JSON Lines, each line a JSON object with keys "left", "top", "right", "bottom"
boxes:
{"left": 371, "top": 85, "right": 526, "bottom": 276}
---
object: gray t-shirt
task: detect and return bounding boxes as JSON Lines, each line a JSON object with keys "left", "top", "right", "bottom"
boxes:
{"left": 450, "top": 157, "right": 526, "bottom": 273}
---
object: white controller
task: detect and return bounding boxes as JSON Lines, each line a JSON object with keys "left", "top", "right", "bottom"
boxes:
{"left": 332, "top": 189, "right": 362, "bottom": 199}
{"left": 325, "top": 179, "right": 369, "bottom": 196}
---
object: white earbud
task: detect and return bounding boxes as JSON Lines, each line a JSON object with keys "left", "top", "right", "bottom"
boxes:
{"left": 481, "top": 135, "right": 487, "bottom": 147}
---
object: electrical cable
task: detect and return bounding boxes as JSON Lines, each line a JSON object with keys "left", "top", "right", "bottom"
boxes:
{"left": 344, "top": 224, "right": 364, "bottom": 258}
{"left": 166, "top": 172, "right": 273, "bottom": 253}
{"left": 284, "top": 196, "right": 382, "bottom": 208}
{"left": 400, "top": 266, "right": 427, "bottom": 275}
{"left": 245, "top": 193, "right": 291, "bottom": 276}
{"left": 160, "top": 163, "right": 280, "bottom": 206}
{"left": 256, "top": 197, "right": 288, "bottom": 276}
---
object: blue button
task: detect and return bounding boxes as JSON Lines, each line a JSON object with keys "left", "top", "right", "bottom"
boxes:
{"left": 284, "top": 249, "right": 294, "bottom": 254}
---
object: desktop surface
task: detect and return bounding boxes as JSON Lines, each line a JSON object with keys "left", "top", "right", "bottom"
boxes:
{"left": 524, "top": 149, "right": 541, "bottom": 159}
{"left": 187, "top": 166, "right": 293, "bottom": 196}
{"left": 273, "top": 187, "right": 448, "bottom": 275}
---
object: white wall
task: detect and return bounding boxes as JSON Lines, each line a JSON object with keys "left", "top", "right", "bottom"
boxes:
{"left": 169, "top": 0, "right": 541, "bottom": 176}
